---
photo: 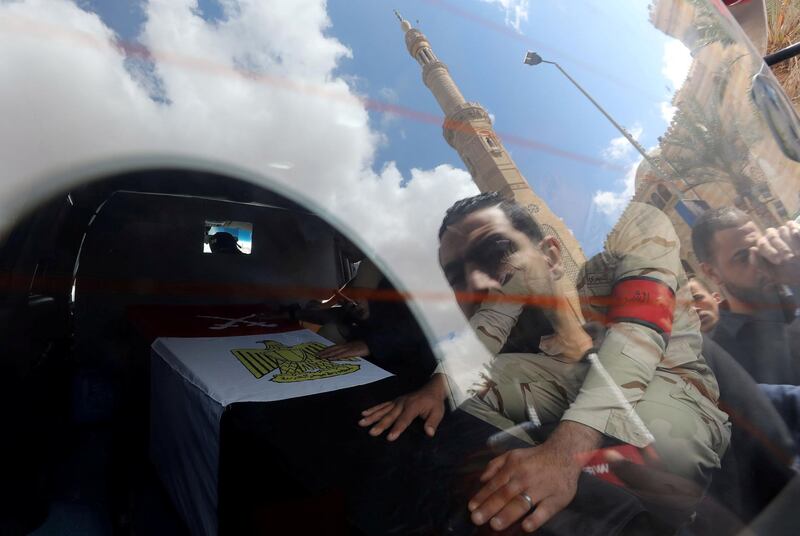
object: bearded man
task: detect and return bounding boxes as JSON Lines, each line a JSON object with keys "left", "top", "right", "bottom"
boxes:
{"left": 692, "top": 207, "right": 800, "bottom": 384}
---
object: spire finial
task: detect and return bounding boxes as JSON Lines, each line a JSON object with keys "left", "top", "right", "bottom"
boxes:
{"left": 394, "top": 9, "right": 412, "bottom": 32}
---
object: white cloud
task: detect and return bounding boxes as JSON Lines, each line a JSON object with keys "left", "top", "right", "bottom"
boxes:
{"left": 480, "top": 0, "right": 529, "bottom": 32}
{"left": 0, "top": 0, "right": 480, "bottom": 337}
{"left": 378, "top": 86, "right": 399, "bottom": 103}
{"left": 602, "top": 124, "right": 642, "bottom": 161}
{"left": 659, "top": 100, "right": 677, "bottom": 124}
{"left": 661, "top": 39, "right": 692, "bottom": 90}
{"left": 591, "top": 157, "right": 642, "bottom": 219}
{"left": 377, "top": 86, "right": 400, "bottom": 128}
{"left": 655, "top": 39, "right": 690, "bottom": 128}
{"left": 483, "top": 105, "right": 496, "bottom": 126}
{"left": 654, "top": 39, "right": 690, "bottom": 128}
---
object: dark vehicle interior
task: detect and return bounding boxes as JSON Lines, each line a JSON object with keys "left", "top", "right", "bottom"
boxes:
{"left": 3, "top": 169, "right": 800, "bottom": 536}
{"left": 5, "top": 1, "right": 800, "bottom": 535}
{"left": 0, "top": 168, "right": 408, "bottom": 535}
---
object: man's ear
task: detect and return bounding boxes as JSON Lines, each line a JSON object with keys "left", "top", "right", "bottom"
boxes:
{"left": 711, "top": 292, "right": 722, "bottom": 304}
{"left": 539, "top": 236, "right": 563, "bottom": 280}
{"left": 700, "top": 262, "right": 722, "bottom": 286}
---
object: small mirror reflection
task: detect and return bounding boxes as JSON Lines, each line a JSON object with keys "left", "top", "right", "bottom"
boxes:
{"left": 204, "top": 220, "right": 253, "bottom": 255}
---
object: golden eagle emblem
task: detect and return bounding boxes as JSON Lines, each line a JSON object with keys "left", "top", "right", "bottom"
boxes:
{"left": 231, "top": 340, "right": 360, "bottom": 382}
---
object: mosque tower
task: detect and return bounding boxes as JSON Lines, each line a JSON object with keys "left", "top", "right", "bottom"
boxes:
{"left": 394, "top": 12, "right": 585, "bottom": 281}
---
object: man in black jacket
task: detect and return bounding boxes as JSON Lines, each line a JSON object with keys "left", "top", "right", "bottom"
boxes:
{"left": 691, "top": 207, "right": 800, "bottom": 384}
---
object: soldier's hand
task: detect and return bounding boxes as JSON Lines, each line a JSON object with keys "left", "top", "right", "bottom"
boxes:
{"left": 467, "top": 442, "right": 580, "bottom": 533}
{"left": 752, "top": 220, "right": 800, "bottom": 285}
{"left": 359, "top": 373, "right": 448, "bottom": 441}
{"left": 469, "top": 421, "right": 599, "bottom": 532}
{"left": 503, "top": 246, "right": 557, "bottom": 302}
{"left": 318, "top": 340, "right": 369, "bottom": 359}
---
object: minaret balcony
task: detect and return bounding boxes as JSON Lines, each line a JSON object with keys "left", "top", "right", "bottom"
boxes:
{"left": 404, "top": 29, "right": 429, "bottom": 55}
{"left": 442, "top": 103, "right": 492, "bottom": 146}
{"left": 447, "top": 102, "right": 491, "bottom": 124}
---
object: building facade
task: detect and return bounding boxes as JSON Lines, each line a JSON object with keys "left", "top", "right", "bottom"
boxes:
{"left": 635, "top": 0, "right": 800, "bottom": 276}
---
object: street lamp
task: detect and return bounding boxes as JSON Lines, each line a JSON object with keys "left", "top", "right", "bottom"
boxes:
{"left": 523, "top": 51, "right": 672, "bottom": 181}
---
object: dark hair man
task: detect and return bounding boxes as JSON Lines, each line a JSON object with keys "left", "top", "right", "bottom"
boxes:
{"left": 208, "top": 231, "right": 243, "bottom": 254}
{"left": 361, "top": 192, "right": 728, "bottom": 533}
{"left": 691, "top": 207, "right": 800, "bottom": 384}
{"left": 688, "top": 276, "right": 723, "bottom": 333}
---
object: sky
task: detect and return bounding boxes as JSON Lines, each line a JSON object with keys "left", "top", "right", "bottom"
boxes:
{"left": 0, "top": 0, "right": 693, "bottom": 349}
{"left": 324, "top": 0, "right": 692, "bottom": 251}
{"left": 8, "top": 0, "right": 693, "bottom": 252}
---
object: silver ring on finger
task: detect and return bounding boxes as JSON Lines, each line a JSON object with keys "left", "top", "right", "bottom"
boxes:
{"left": 519, "top": 492, "right": 534, "bottom": 511}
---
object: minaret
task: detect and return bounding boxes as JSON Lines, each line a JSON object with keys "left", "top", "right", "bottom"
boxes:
{"left": 395, "top": 12, "right": 585, "bottom": 282}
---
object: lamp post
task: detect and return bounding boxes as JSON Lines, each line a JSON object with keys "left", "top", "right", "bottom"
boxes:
{"left": 523, "top": 51, "right": 672, "bottom": 181}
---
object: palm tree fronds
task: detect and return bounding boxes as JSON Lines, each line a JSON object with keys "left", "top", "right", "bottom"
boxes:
{"left": 766, "top": 0, "right": 800, "bottom": 113}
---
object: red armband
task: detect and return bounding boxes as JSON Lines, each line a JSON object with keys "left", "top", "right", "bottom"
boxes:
{"left": 607, "top": 276, "right": 676, "bottom": 334}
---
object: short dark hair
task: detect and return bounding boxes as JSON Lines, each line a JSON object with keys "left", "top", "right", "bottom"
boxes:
{"left": 438, "top": 192, "right": 544, "bottom": 243}
{"left": 691, "top": 206, "right": 750, "bottom": 263}
{"left": 688, "top": 274, "right": 713, "bottom": 293}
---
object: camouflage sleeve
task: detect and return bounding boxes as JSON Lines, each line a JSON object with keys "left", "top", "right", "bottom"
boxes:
{"left": 432, "top": 272, "right": 525, "bottom": 375}
{"left": 561, "top": 203, "right": 681, "bottom": 447}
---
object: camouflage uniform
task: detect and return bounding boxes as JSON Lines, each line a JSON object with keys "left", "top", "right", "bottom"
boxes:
{"left": 460, "top": 202, "right": 730, "bottom": 486}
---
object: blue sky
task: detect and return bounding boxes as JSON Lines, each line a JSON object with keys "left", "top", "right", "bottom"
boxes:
{"left": 72, "top": 0, "right": 689, "bottom": 255}
{"left": 327, "top": 0, "right": 687, "bottom": 253}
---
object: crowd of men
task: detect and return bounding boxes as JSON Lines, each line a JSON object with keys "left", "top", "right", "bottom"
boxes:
{"left": 237, "top": 194, "right": 800, "bottom": 535}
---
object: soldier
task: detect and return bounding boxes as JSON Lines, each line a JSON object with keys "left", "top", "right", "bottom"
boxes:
{"left": 360, "top": 192, "right": 729, "bottom": 533}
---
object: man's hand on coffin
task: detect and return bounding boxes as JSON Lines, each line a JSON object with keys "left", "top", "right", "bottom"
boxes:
{"left": 318, "top": 340, "right": 370, "bottom": 360}
{"left": 359, "top": 373, "right": 448, "bottom": 441}
{"left": 468, "top": 421, "right": 599, "bottom": 533}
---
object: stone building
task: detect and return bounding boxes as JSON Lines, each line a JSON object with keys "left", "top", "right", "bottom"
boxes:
{"left": 635, "top": 0, "right": 800, "bottom": 275}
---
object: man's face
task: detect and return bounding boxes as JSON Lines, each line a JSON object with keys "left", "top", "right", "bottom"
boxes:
{"left": 438, "top": 206, "right": 548, "bottom": 317}
{"left": 704, "top": 221, "right": 777, "bottom": 309}
{"left": 688, "top": 279, "right": 721, "bottom": 332}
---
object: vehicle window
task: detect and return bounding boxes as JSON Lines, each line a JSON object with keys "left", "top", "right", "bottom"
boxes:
{"left": 2, "top": 1, "right": 800, "bottom": 535}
